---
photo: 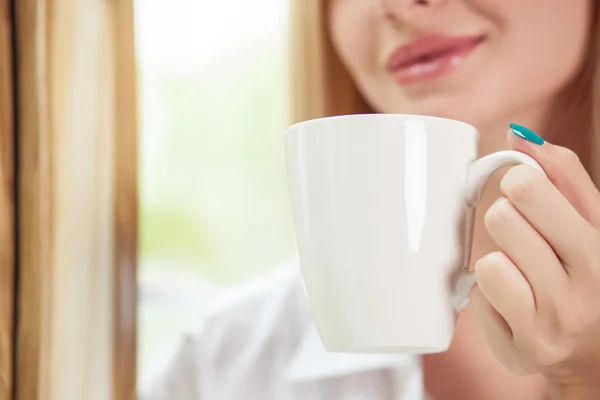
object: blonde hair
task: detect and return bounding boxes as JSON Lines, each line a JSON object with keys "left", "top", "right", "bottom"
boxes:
{"left": 289, "top": 0, "right": 600, "bottom": 185}
{"left": 289, "top": 0, "right": 370, "bottom": 121}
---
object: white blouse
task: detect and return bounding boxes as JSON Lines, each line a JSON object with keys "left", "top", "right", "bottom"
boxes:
{"left": 139, "top": 260, "right": 428, "bottom": 400}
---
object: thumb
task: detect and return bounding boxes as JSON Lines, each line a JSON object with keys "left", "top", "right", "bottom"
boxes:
{"left": 507, "top": 122, "right": 600, "bottom": 229}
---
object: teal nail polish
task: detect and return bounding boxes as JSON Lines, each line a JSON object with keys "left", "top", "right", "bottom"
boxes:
{"left": 509, "top": 122, "right": 544, "bottom": 145}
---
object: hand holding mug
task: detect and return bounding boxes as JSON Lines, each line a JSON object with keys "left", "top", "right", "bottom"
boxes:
{"left": 471, "top": 124, "right": 600, "bottom": 398}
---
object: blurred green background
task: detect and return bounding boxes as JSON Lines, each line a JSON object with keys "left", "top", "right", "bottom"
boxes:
{"left": 139, "top": 45, "right": 293, "bottom": 284}
{"left": 135, "top": 0, "right": 294, "bottom": 385}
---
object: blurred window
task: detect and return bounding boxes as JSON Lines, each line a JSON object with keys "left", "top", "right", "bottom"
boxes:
{"left": 134, "top": 0, "right": 294, "bottom": 384}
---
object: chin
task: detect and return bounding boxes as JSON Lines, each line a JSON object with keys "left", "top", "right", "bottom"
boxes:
{"left": 384, "top": 95, "right": 501, "bottom": 129}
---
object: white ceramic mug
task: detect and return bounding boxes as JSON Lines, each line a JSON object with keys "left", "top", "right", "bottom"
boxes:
{"left": 285, "top": 114, "right": 544, "bottom": 354}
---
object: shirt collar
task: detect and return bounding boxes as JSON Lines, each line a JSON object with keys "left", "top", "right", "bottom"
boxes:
{"left": 284, "top": 323, "right": 417, "bottom": 383}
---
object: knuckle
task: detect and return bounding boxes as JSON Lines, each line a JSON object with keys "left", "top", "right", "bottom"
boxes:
{"left": 500, "top": 164, "right": 543, "bottom": 203}
{"left": 484, "top": 197, "right": 515, "bottom": 232}
{"left": 554, "top": 146, "right": 581, "bottom": 168}
{"left": 533, "top": 333, "right": 572, "bottom": 368}
{"left": 562, "top": 297, "right": 598, "bottom": 335}
{"left": 474, "top": 251, "right": 506, "bottom": 280}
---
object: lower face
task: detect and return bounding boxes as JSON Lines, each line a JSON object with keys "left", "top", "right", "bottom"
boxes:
{"left": 327, "top": 0, "right": 593, "bottom": 129}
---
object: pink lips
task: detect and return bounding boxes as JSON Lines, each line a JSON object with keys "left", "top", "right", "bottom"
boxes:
{"left": 386, "top": 35, "right": 484, "bottom": 85}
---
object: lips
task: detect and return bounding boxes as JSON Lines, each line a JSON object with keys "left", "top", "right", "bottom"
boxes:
{"left": 386, "top": 34, "right": 484, "bottom": 85}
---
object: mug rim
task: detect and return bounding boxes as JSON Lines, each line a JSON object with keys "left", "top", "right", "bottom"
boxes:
{"left": 285, "top": 113, "right": 478, "bottom": 139}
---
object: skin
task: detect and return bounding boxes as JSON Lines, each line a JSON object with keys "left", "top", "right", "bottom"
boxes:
{"left": 327, "top": 0, "right": 600, "bottom": 399}
{"left": 475, "top": 132, "right": 600, "bottom": 400}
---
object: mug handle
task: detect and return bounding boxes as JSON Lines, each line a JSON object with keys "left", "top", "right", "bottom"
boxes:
{"left": 451, "top": 150, "right": 546, "bottom": 310}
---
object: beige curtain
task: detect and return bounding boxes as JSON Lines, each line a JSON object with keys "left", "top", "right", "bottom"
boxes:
{"left": 15, "top": 0, "right": 138, "bottom": 399}
{"left": 0, "top": 1, "right": 15, "bottom": 398}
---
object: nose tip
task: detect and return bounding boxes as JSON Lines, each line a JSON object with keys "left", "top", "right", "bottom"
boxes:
{"left": 381, "top": 0, "right": 446, "bottom": 20}
{"left": 401, "top": 0, "right": 446, "bottom": 6}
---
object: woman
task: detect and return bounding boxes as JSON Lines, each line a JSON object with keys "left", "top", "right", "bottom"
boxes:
{"left": 142, "top": 0, "right": 600, "bottom": 399}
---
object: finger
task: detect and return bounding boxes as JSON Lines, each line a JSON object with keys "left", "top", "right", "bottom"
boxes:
{"left": 484, "top": 197, "right": 569, "bottom": 317}
{"left": 507, "top": 125, "right": 600, "bottom": 229}
{"left": 500, "top": 163, "right": 599, "bottom": 272}
{"left": 473, "top": 252, "right": 536, "bottom": 338}
{"left": 469, "top": 285, "right": 527, "bottom": 375}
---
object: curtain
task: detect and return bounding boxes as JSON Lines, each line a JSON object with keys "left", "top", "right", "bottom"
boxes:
{"left": 15, "top": 0, "right": 138, "bottom": 399}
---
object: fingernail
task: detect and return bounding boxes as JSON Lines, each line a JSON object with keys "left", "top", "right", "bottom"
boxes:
{"left": 509, "top": 122, "right": 544, "bottom": 145}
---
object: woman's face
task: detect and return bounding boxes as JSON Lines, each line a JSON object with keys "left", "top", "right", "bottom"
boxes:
{"left": 328, "top": 0, "right": 593, "bottom": 128}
